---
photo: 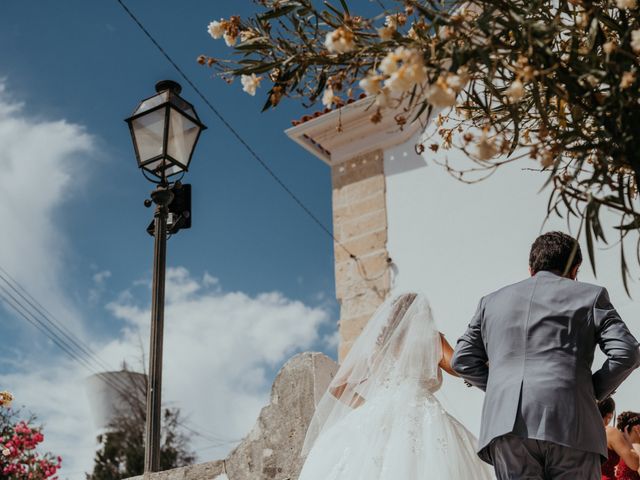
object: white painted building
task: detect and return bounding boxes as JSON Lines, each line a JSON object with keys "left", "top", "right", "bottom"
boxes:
{"left": 286, "top": 96, "right": 640, "bottom": 435}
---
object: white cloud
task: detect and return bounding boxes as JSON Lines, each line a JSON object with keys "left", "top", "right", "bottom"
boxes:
{"left": 89, "top": 270, "right": 112, "bottom": 304}
{"left": 1, "top": 268, "right": 332, "bottom": 478}
{"left": 0, "top": 80, "right": 94, "bottom": 337}
{"left": 92, "top": 270, "right": 112, "bottom": 285}
{"left": 0, "top": 81, "right": 333, "bottom": 477}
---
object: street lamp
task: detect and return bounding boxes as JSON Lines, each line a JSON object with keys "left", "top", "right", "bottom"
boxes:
{"left": 125, "top": 80, "right": 206, "bottom": 473}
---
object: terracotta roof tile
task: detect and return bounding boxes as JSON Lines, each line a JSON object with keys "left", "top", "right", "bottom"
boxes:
{"left": 291, "top": 93, "right": 367, "bottom": 126}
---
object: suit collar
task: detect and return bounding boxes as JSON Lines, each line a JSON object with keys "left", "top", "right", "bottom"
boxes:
{"left": 535, "top": 270, "right": 561, "bottom": 277}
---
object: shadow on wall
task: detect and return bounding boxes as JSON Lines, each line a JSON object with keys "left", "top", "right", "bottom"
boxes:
{"left": 384, "top": 132, "right": 428, "bottom": 177}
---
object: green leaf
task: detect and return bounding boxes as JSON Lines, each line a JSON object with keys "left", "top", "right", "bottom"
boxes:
{"left": 585, "top": 203, "right": 597, "bottom": 276}
{"left": 620, "top": 239, "right": 631, "bottom": 297}
{"left": 310, "top": 72, "right": 327, "bottom": 102}
{"left": 338, "top": 0, "right": 350, "bottom": 16}
{"left": 411, "top": 101, "right": 430, "bottom": 123}
{"left": 258, "top": 5, "right": 298, "bottom": 21}
{"left": 261, "top": 94, "right": 274, "bottom": 113}
{"left": 323, "top": 2, "right": 346, "bottom": 19}
{"left": 235, "top": 62, "right": 280, "bottom": 75}
{"left": 614, "top": 215, "right": 640, "bottom": 231}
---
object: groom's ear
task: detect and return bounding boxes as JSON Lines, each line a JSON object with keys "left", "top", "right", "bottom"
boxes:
{"left": 568, "top": 263, "right": 580, "bottom": 280}
{"left": 529, "top": 266, "right": 535, "bottom": 277}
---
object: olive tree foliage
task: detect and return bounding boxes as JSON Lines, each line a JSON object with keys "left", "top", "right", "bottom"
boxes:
{"left": 202, "top": 0, "right": 640, "bottom": 288}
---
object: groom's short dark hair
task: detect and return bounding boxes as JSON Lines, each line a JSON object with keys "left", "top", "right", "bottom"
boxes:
{"left": 529, "top": 231, "right": 582, "bottom": 275}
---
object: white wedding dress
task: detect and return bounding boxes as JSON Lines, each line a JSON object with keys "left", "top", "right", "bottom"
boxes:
{"left": 298, "top": 293, "right": 494, "bottom": 480}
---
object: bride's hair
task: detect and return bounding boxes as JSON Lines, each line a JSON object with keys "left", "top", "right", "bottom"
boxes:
{"left": 375, "top": 293, "right": 417, "bottom": 348}
{"left": 617, "top": 411, "right": 640, "bottom": 433}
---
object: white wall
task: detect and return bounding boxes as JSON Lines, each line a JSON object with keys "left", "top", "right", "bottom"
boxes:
{"left": 383, "top": 131, "right": 640, "bottom": 435}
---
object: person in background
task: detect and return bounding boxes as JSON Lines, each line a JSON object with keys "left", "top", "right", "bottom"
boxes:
{"left": 599, "top": 398, "right": 638, "bottom": 480}
{"left": 616, "top": 411, "right": 640, "bottom": 480}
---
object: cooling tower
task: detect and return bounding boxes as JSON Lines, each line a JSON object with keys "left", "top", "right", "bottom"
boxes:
{"left": 84, "top": 370, "right": 147, "bottom": 430}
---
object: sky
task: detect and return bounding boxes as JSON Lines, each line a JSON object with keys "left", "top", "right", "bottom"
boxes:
{"left": 0, "top": 1, "right": 352, "bottom": 477}
{"left": 1, "top": 1, "right": 640, "bottom": 479}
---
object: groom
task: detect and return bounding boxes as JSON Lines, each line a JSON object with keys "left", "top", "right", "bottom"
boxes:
{"left": 451, "top": 231, "right": 640, "bottom": 480}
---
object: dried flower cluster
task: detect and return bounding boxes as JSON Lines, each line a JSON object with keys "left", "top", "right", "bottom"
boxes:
{"left": 0, "top": 392, "right": 13, "bottom": 409}
{"left": 204, "top": 0, "right": 640, "bottom": 286}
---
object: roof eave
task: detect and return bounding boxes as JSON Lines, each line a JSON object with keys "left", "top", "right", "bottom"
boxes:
{"left": 285, "top": 96, "right": 430, "bottom": 166}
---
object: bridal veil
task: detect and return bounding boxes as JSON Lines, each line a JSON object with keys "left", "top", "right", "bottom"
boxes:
{"left": 302, "top": 292, "right": 442, "bottom": 455}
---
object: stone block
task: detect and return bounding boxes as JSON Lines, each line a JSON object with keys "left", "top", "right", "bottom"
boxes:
{"left": 334, "top": 254, "right": 391, "bottom": 301}
{"left": 331, "top": 174, "right": 385, "bottom": 209}
{"left": 333, "top": 194, "right": 386, "bottom": 225}
{"left": 128, "top": 461, "right": 226, "bottom": 480}
{"left": 338, "top": 314, "right": 373, "bottom": 344}
{"left": 333, "top": 230, "right": 387, "bottom": 265}
{"left": 331, "top": 150, "right": 384, "bottom": 190}
{"left": 224, "top": 352, "right": 337, "bottom": 480}
{"left": 337, "top": 209, "right": 387, "bottom": 242}
{"left": 340, "top": 289, "right": 385, "bottom": 319}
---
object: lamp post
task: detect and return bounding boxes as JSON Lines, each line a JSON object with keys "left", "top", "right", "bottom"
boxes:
{"left": 125, "top": 80, "right": 206, "bottom": 472}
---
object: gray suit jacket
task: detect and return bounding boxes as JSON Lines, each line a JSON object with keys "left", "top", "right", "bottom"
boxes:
{"left": 451, "top": 271, "right": 640, "bottom": 463}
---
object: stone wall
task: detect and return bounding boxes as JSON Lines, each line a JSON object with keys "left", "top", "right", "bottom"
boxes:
{"left": 331, "top": 149, "right": 391, "bottom": 361}
{"left": 128, "top": 352, "right": 338, "bottom": 480}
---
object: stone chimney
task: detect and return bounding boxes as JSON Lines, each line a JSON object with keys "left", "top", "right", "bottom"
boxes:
{"left": 286, "top": 98, "right": 426, "bottom": 360}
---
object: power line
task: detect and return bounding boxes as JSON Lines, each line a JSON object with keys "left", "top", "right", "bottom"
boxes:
{"left": 0, "top": 268, "right": 139, "bottom": 400}
{"left": 0, "top": 268, "right": 235, "bottom": 446}
{"left": 0, "top": 267, "right": 115, "bottom": 375}
{"left": 0, "top": 282, "right": 137, "bottom": 401}
{"left": 113, "top": 0, "right": 360, "bottom": 263}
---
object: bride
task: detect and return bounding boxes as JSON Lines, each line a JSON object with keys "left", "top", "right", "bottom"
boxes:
{"left": 298, "top": 292, "right": 494, "bottom": 479}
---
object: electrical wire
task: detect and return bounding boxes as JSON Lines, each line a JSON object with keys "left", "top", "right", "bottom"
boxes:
{"left": 0, "top": 267, "right": 235, "bottom": 446}
{"left": 113, "top": 0, "right": 363, "bottom": 264}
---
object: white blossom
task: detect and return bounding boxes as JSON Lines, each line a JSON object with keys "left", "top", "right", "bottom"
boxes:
{"left": 385, "top": 67, "right": 414, "bottom": 93}
{"left": 2, "top": 448, "right": 9, "bottom": 456}
{"left": 324, "top": 27, "right": 356, "bottom": 54}
{"left": 384, "top": 63, "right": 426, "bottom": 94}
{"left": 380, "top": 52, "right": 400, "bottom": 75}
{"left": 425, "top": 77, "right": 457, "bottom": 109}
{"left": 504, "top": 79, "right": 525, "bottom": 102}
{"left": 386, "top": 15, "right": 399, "bottom": 29}
{"left": 631, "top": 30, "right": 640, "bottom": 53}
{"left": 224, "top": 32, "right": 237, "bottom": 47}
{"left": 322, "top": 87, "right": 336, "bottom": 107}
{"left": 375, "top": 87, "right": 392, "bottom": 108}
{"left": 207, "top": 20, "right": 225, "bottom": 40}
{"left": 379, "top": 47, "right": 422, "bottom": 75}
{"left": 447, "top": 75, "right": 464, "bottom": 92}
{"left": 240, "top": 74, "right": 262, "bottom": 96}
{"left": 240, "top": 30, "right": 258, "bottom": 42}
{"left": 359, "top": 71, "right": 384, "bottom": 96}
{"left": 380, "top": 48, "right": 427, "bottom": 94}
{"left": 476, "top": 133, "right": 498, "bottom": 161}
{"left": 616, "top": 0, "right": 637, "bottom": 9}
{"left": 378, "top": 26, "right": 396, "bottom": 41}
